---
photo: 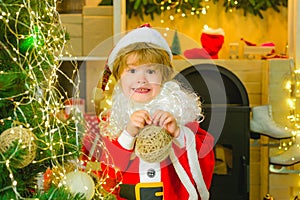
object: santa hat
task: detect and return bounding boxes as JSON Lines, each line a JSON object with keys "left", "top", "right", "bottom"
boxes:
{"left": 184, "top": 27, "right": 225, "bottom": 59}
{"left": 201, "top": 27, "right": 224, "bottom": 58}
{"left": 107, "top": 24, "right": 173, "bottom": 70}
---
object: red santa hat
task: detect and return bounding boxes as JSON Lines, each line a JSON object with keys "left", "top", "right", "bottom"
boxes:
{"left": 107, "top": 24, "right": 173, "bottom": 70}
{"left": 184, "top": 27, "right": 225, "bottom": 59}
{"left": 201, "top": 27, "right": 224, "bottom": 58}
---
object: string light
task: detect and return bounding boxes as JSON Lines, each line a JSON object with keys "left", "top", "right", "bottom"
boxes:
{"left": 0, "top": 1, "right": 116, "bottom": 198}
{"left": 159, "top": 0, "right": 212, "bottom": 37}
{"left": 286, "top": 67, "right": 300, "bottom": 128}
{"left": 275, "top": 62, "right": 300, "bottom": 159}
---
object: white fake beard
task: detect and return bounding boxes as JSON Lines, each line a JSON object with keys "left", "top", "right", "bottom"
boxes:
{"left": 103, "top": 81, "right": 202, "bottom": 139}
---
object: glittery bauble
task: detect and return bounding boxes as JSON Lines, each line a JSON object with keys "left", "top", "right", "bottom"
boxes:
{"left": 135, "top": 125, "right": 173, "bottom": 163}
{"left": 62, "top": 171, "right": 95, "bottom": 200}
{"left": 0, "top": 126, "right": 37, "bottom": 168}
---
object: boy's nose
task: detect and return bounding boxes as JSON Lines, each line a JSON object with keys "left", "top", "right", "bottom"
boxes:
{"left": 137, "top": 79, "right": 146, "bottom": 84}
{"left": 137, "top": 72, "right": 147, "bottom": 84}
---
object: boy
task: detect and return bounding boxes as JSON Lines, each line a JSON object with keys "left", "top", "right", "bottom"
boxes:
{"left": 83, "top": 25, "right": 215, "bottom": 200}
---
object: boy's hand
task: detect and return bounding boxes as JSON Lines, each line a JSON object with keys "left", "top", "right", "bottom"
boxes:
{"left": 152, "top": 110, "right": 180, "bottom": 138}
{"left": 126, "top": 110, "right": 152, "bottom": 137}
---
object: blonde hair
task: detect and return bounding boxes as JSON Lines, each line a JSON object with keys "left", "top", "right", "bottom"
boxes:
{"left": 112, "top": 42, "right": 174, "bottom": 82}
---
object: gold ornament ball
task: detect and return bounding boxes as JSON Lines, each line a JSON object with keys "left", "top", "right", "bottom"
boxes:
{"left": 135, "top": 125, "right": 173, "bottom": 163}
{"left": 49, "top": 162, "right": 77, "bottom": 186}
{"left": 0, "top": 126, "right": 37, "bottom": 168}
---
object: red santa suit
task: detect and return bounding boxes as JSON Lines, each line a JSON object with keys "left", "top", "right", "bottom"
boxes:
{"left": 82, "top": 81, "right": 215, "bottom": 200}
{"left": 109, "top": 123, "right": 214, "bottom": 200}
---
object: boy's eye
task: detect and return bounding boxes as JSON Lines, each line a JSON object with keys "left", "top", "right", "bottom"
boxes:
{"left": 128, "top": 69, "right": 136, "bottom": 73}
{"left": 147, "top": 69, "right": 156, "bottom": 74}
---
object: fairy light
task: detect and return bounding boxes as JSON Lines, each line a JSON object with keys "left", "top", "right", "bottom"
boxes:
{"left": 158, "top": 0, "right": 213, "bottom": 33}
{"left": 286, "top": 66, "right": 300, "bottom": 129}
{"left": 0, "top": 1, "right": 100, "bottom": 198}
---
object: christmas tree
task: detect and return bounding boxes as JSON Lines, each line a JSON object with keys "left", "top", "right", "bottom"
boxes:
{"left": 171, "top": 30, "right": 181, "bottom": 56}
{"left": 0, "top": 0, "right": 89, "bottom": 199}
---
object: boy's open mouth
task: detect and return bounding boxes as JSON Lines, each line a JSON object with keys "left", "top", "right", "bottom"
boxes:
{"left": 133, "top": 88, "right": 150, "bottom": 93}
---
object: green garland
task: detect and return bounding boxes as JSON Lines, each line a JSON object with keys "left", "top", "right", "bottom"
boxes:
{"left": 126, "top": 0, "right": 288, "bottom": 20}
{"left": 221, "top": 0, "right": 288, "bottom": 18}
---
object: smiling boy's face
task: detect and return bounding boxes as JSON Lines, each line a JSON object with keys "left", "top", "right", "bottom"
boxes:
{"left": 120, "top": 53, "right": 162, "bottom": 103}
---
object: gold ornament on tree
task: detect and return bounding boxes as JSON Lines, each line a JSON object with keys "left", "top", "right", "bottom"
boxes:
{"left": 0, "top": 126, "right": 37, "bottom": 168}
{"left": 46, "top": 162, "right": 77, "bottom": 187}
{"left": 135, "top": 125, "right": 173, "bottom": 163}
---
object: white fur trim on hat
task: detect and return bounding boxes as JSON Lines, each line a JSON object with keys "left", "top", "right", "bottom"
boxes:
{"left": 202, "top": 27, "right": 225, "bottom": 36}
{"left": 107, "top": 27, "right": 172, "bottom": 70}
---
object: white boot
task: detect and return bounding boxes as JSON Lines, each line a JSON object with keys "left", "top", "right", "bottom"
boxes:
{"left": 269, "top": 137, "right": 300, "bottom": 165}
{"left": 250, "top": 105, "right": 293, "bottom": 139}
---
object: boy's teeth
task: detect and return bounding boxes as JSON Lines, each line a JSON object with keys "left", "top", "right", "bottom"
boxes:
{"left": 136, "top": 88, "right": 147, "bottom": 92}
